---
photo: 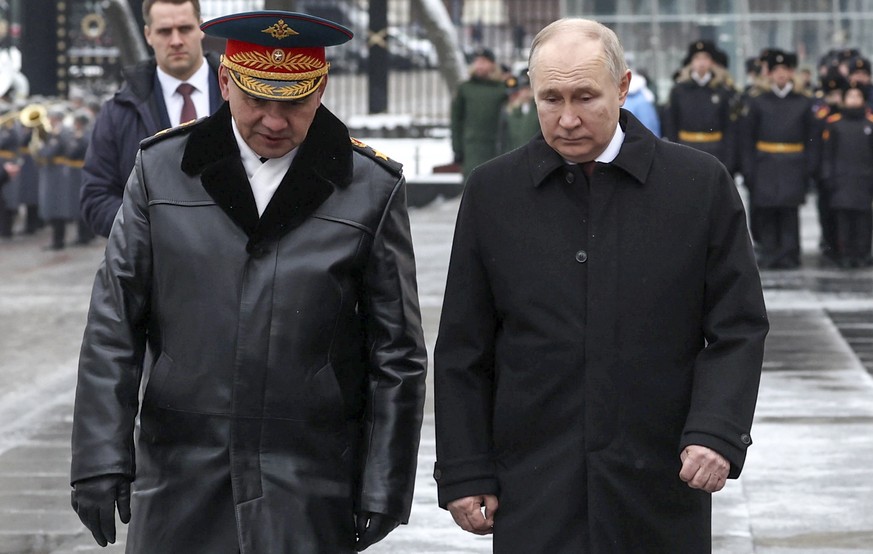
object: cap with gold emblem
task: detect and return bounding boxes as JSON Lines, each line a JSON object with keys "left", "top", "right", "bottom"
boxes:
{"left": 200, "top": 11, "right": 353, "bottom": 101}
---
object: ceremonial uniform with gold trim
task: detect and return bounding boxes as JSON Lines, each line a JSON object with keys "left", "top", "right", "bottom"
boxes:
{"left": 665, "top": 68, "right": 737, "bottom": 171}
{"left": 742, "top": 85, "right": 817, "bottom": 268}
{"left": 821, "top": 108, "right": 873, "bottom": 266}
{"left": 71, "top": 12, "right": 426, "bottom": 554}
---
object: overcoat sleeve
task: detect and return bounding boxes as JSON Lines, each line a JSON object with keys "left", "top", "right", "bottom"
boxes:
{"left": 432, "top": 180, "right": 500, "bottom": 508}
{"left": 80, "top": 102, "right": 126, "bottom": 238}
{"left": 71, "top": 151, "right": 152, "bottom": 484}
{"left": 680, "top": 165, "right": 768, "bottom": 478}
{"left": 358, "top": 177, "right": 428, "bottom": 523}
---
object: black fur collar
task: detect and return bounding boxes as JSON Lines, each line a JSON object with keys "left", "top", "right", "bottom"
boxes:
{"left": 181, "top": 102, "right": 354, "bottom": 246}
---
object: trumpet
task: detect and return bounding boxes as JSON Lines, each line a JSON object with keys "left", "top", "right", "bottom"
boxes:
{"left": 20, "top": 104, "right": 52, "bottom": 135}
{"left": 0, "top": 103, "right": 52, "bottom": 135}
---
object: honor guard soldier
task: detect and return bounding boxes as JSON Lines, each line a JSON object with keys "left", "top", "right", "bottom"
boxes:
{"left": 742, "top": 49, "right": 817, "bottom": 269}
{"left": 0, "top": 104, "right": 22, "bottom": 238}
{"left": 665, "top": 40, "right": 738, "bottom": 172}
{"left": 821, "top": 83, "right": 873, "bottom": 267}
{"left": 812, "top": 69, "right": 849, "bottom": 265}
{"left": 847, "top": 55, "right": 873, "bottom": 111}
{"left": 70, "top": 10, "right": 426, "bottom": 553}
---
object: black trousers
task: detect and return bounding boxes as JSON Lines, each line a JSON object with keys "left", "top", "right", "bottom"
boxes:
{"left": 755, "top": 207, "right": 800, "bottom": 268}
{"left": 834, "top": 209, "right": 873, "bottom": 262}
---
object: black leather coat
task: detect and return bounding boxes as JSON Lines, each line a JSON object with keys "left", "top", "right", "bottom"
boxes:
{"left": 71, "top": 103, "right": 427, "bottom": 553}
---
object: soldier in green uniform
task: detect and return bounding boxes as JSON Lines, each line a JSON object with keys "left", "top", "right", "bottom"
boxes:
{"left": 451, "top": 47, "right": 507, "bottom": 178}
{"left": 497, "top": 69, "right": 540, "bottom": 154}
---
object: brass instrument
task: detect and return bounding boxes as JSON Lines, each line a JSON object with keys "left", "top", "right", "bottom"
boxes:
{"left": 18, "top": 104, "right": 54, "bottom": 156}
{"left": 0, "top": 103, "right": 52, "bottom": 134}
{"left": 20, "top": 104, "right": 52, "bottom": 135}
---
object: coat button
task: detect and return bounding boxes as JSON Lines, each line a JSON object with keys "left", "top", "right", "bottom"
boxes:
{"left": 575, "top": 250, "right": 588, "bottom": 263}
{"left": 433, "top": 468, "right": 442, "bottom": 480}
{"left": 565, "top": 170, "right": 575, "bottom": 184}
{"left": 740, "top": 433, "right": 752, "bottom": 445}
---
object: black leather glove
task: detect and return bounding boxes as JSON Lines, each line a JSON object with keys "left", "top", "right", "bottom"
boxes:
{"left": 355, "top": 511, "right": 400, "bottom": 551}
{"left": 70, "top": 473, "right": 131, "bottom": 547}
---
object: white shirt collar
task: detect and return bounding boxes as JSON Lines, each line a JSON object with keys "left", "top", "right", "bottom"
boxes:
{"left": 596, "top": 122, "right": 625, "bottom": 163}
{"left": 156, "top": 59, "right": 210, "bottom": 102}
{"left": 771, "top": 82, "right": 794, "bottom": 98}
{"left": 562, "top": 121, "right": 624, "bottom": 166}
{"left": 231, "top": 118, "right": 297, "bottom": 216}
{"left": 691, "top": 71, "right": 713, "bottom": 86}
{"left": 157, "top": 60, "right": 211, "bottom": 126}
{"left": 231, "top": 118, "right": 298, "bottom": 177}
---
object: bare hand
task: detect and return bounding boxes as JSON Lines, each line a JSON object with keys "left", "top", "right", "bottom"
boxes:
{"left": 679, "top": 444, "right": 730, "bottom": 493}
{"left": 447, "top": 494, "right": 498, "bottom": 535}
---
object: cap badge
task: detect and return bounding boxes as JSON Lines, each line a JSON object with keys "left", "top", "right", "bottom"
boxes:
{"left": 272, "top": 49, "right": 286, "bottom": 63}
{"left": 262, "top": 19, "right": 298, "bottom": 40}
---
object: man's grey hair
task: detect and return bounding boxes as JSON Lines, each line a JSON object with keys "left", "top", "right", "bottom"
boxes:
{"left": 528, "top": 18, "right": 628, "bottom": 85}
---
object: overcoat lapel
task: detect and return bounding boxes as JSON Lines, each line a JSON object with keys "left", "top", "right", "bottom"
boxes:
{"left": 181, "top": 102, "right": 354, "bottom": 243}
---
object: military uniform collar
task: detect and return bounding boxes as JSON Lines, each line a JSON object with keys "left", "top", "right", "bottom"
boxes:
{"left": 181, "top": 102, "right": 353, "bottom": 243}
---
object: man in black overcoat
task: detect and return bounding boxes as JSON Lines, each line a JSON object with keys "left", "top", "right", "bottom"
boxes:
{"left": 434, "top": 18, "right": 769, "bottom": 552}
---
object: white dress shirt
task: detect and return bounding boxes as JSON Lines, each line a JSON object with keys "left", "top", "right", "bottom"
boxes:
{"left": 231, "top": 118, "right": 297, "bottom": 216}
{"left": 157, "top": 60, "right": 211, "bottom": 127}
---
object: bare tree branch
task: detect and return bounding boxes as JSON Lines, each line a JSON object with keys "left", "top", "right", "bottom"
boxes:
{"left": 104, "top": 0, "right": 149, "bottom": 65}
{"left": 411, "top": 0, "right": 467, "bottom": 95}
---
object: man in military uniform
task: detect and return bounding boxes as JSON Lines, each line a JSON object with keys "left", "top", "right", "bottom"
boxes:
{"left": 665, "top": 40, "right": 738, "bottom": 172}
{"left": 811, "top": 69, "right": 849, "bottom": 265}
{"left": 742, "top": 49, "right": 817, "bottom": 269}
{"left": 70, "top": 10, "right": 426, "bottom": 553}
{"left": 451, "top": 46, "right": 507, "bottom": 178}
{"left": 847, "top": 55, "right": 873, "bottom": 111}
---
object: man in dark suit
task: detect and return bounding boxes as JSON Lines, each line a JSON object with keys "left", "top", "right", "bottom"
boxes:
{"left": 80, "top": 0, "right": 223, "bottom": 237}
{"left": 434, "top": 18, "right": 768, "bottom": 552}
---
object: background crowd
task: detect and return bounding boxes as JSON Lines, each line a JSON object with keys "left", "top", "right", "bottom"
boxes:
{"left": 2, "top": 26, "right": 873, "bottom": 270}
{"left": 451, "top": 39, "right": 873, "bottom": 270}
{"left": 0, "top": 92, "right": 97, "bottom": 250}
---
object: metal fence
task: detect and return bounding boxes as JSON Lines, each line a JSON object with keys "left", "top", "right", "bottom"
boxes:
{"left": 200, "top": 0, "right": 873, "bottom": 127}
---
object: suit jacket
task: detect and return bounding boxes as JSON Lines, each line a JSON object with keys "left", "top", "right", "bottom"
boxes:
{"left": 80, "top": 53, "right": 223, "bottom": 237}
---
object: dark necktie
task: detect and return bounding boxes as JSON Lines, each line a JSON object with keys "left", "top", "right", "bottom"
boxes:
{"left": 581, "top": 160, "right": 596, "bottom": 177}
{"left": 177, "top": 83, "right": 197, "bottom": 123}
{"left": 259, "top": 157, "right": 269, "bottom": 163}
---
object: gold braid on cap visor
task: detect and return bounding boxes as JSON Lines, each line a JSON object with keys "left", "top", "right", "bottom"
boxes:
{"left": 221, "top": 52, "right": 329, "bottom": 100}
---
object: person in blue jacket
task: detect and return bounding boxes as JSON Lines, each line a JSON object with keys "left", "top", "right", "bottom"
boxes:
{"left": 80, "top": 0, "right": 223, "bottom": 237}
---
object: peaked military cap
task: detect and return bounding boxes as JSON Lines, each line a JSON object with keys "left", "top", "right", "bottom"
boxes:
{"left": 201, "top": 11, "right": 353, "bottom": 101}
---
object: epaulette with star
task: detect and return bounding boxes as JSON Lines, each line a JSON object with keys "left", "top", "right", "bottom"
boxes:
{"left": 826, "top": 113, "right": 842, "bottom": 123}
{"left": 140, "top": 118, "right": 201, "bottom": 150}
{"left": 815, "top": 105, "right": 831, "bottom": 120}
{"left": 866, "top": 113, "right": 873, "bottom": 124}
{"left": 350, "top": 137, "right": 403, "bottom": 176}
